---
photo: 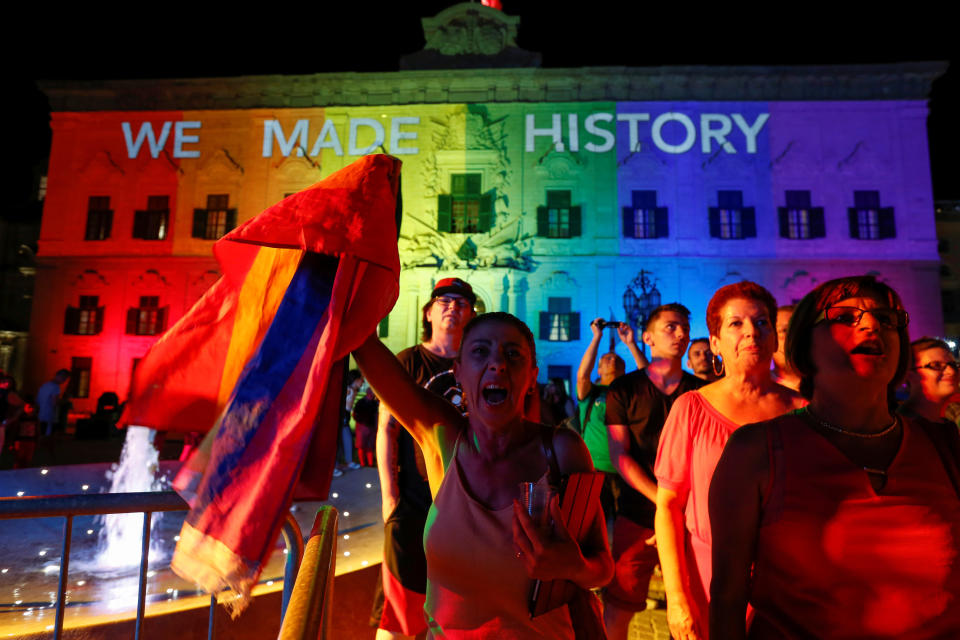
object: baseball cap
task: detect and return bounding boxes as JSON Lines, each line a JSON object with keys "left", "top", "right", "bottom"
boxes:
{"left": 431, "top": 278, "right": 476, "bottom": 305}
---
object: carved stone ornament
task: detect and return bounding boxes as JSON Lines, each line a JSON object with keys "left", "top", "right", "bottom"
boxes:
{"left": 421, "top": 3, "right": 519, "bottom": 56}
{"left": 70, "top": 269, "right": 109, "bottom": 289}
{"left": 131, "top": 269, "right": 171, "bottom": 289}
{"left": 398, "top": 214, "right": 534, "bottom": 272}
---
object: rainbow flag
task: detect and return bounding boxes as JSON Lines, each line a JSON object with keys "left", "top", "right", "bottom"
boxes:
{"left": 121, "top": 154, "right": 401, "bottom": 613}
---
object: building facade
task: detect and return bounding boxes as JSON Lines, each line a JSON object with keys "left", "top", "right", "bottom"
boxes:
{"left": 32, "top": 5, "right": 946, "bottom": 412}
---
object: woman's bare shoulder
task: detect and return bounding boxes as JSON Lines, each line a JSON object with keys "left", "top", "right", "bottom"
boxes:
{"left": 770, "top": 383, "right": 806, "bottom": 411}
{"left": 551, "top": 426, "right": 594, "bottom": 475}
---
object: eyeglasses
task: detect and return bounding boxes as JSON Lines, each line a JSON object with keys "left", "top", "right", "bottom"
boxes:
{"left": 815, "top": 306, "right": 909, "bottom": 330}
{"left": 915, "top": 361, "right": 960, "bottom": 373}
{"left": 434, "top": 296, "right": 471, "bottom": 310}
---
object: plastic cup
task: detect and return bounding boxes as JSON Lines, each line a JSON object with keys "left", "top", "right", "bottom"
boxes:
{"left": 519, "top": 482, "right": 556, "bottom": 533}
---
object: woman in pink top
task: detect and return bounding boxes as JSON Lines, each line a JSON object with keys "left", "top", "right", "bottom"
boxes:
{"left": 654, "top": 282, "right": 804, "bottom": 640}
{"left": 355, "top": 312, "right": 612, "bottom": 638}
{"left": 710, "top": 276, "right": 960, "bottom": 639}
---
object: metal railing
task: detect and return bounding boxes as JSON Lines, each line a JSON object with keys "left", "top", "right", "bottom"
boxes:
{"left": 0, "top": 491, "right": 304, "bottom": 640}
{"left": 277, "top": 506, "right": 338, "bottom": 640}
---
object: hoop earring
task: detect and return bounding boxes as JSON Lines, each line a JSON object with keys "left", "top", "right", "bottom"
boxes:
{"left": 712, "top": 355, "right": 725, "bottom": 378}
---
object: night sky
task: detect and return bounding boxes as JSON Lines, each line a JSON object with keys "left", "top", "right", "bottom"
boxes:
{"left": 14, "top": 2, "right": 959, "bottom": 203}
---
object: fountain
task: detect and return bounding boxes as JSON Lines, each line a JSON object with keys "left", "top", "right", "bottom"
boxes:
{"left": 94, "top": 426, "right": 169, "bottom": 571}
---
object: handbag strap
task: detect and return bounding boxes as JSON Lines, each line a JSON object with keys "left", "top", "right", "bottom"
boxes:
{"left": 540, "top": 424, "right": 562, "bottom": 488}
{"left": 579, "top": 384, "right": 604, "bottom": 435}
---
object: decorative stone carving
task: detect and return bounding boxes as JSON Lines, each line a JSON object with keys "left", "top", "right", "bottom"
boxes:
{"left": 197, "top": 148, "right": 244, "bottom": 181}
{"left": 421, "top": 4, "right": 519, "bottom": 56}
{"left": 398, "top": 214, "right": 534, "bottom": 271}
{"left": 76, "top": 150, "right": 125, "bottom": 178}
{"left": 542, "top": 271, "right": 579, "bottom": 291}
{"left": 131, "top": 269, "right": 171, "bottom": 289}
{"left": 781, "top": 270, "right": 820, "bottom": 304}
{"left": 71, "top": 269, "right": 109, "bottom": 288}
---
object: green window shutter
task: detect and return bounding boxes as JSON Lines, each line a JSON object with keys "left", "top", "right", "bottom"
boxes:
{"left": 226, "top": 208, "right": 238, "bottom": 233}
{"left": 709, "top": 208, "right": 721, "bottom": 237}
{"left": 537, "top": 206, "right": 548, "bottom": 237}
{"left": 569, "top": 312, "right": 581, "bottom": 340}
{"left": 778, "top": 207, "right": 789, "bottom": 237}
{"left": 192, "top": 209, "right": 207, "bottom": 238}
{"left": 622, "top": 206, "right": 635, "bottom": 238}
{"left": 569, "top": 205, "right": 582, "bottom": 237}
{"left": 539, "top": 312, "right": 550, "bottom": 340}
{"left": 437, "top": 195, "right": 453, "bottom": 232}
{"left": 847, "top": 208, "right": 859, "bottom": 238}
{"left": 95, "top": 306, "right": 105, "bottom": 334}
{"left": 64, "top": 307, "right": 79, "bottom": 334}
{"left": 378, "top": 316, "right": 389, "bottom": 338}
{"left": 158, "top": 306, "right": 169, "bottom": 333}
{"left": 878, "top": 207, "right": 896, "bottom": 239}
{"left": 133, "top": 211, "right": 147, "bottom": 239}
{"left": 126, "top": 308, "right": 138, "bottom": 334}
{"left": 741, "top": 207, "right": 757, "bottom": 238}
{"left": 478, "top": 193, "right": 494, "bottom": 232}
{"left": 810, "top": 207, "right": 826, "bottom": 238}
{"left": 655, "top": 207, "right": 669, "bottom": 238}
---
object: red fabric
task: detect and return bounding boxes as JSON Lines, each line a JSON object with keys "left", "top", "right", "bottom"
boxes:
{"left": 750, "top": 416, "right": 960, "bottom": 639}
{"left": 380, "top": 563, "right": 427, "bottom": 636}
{"left": 122, "top": 154, "right": 402, "bottom": 435}
{"left": 654, "top": 389, "right": 740, "bottom": 622}
{"left": 604, "top": 517, "right": 658, "bottom": 611}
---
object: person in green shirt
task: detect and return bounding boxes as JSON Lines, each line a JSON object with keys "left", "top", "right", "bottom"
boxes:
{"left": 576, "top": 318, "right": 648, "bottom": 523}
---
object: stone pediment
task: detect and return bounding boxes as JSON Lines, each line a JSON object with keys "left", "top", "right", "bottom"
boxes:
{"left": 401, "top": 3, "right": 540, "bottom": 70}
{"left": 422, "top": 3, "right": 518, "bottom": 56}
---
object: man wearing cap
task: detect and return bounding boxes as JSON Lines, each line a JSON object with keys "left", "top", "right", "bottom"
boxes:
{"left": 372, "top": 277, "right": 476, "bottom": 639}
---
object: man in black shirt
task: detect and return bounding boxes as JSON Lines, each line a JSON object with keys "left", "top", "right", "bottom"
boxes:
{"left": 372, "top": 278, "right": 475, "bottom": 639}
{"left": 603, "top": 303, "right": 705, "bottom": 638}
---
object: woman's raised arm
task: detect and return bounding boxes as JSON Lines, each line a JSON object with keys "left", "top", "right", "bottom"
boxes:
{"left": 353, "top": 334, "right": 462, "bottom": 451}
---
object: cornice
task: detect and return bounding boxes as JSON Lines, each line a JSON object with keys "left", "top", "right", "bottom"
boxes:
{"left": 39, "top": 62, "right": 948, "bottom": 112}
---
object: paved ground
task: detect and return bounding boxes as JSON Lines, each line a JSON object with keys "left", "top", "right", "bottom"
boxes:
{"left": 2, "top": 430, "right": 670, "bottom": 639}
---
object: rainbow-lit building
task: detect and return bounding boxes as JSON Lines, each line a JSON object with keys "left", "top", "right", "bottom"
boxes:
{"left": 31, "top": 4, "right": 946, "bottom": 411}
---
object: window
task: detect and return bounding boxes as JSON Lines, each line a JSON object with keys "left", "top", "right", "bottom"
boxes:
{"left": 84, "top": 196, "right": 113, "bottom": 240}
{"left": 126, "top": 296, "right": 168, "bottom": 336}
{"left": 70, "top": 357, "right": 92, "bottom": 399}
{"left": 437, "top": 174, "right": 494, "bottom": 233}
{"left": 539, "top": 297, "right": 580, "bottom": 342}
{"left": 777, "top": 191, "right": 825, "bottom": 239}
{"left": 192, "top": 194, "right": 238, "bottom": 240}
{"left": 622, "top": 191, "right": 668, "bottom": 238}
{"left": 133, "top": 195, "right": 169, "bottom": 240}
{"left": 536, "top": 190, "right": 582, "bottom": 238}
{"left": 709, "top": 191, "right": 756, "bottom": 239}
{"left": 848, "top": 191, "right": 895, "bottom": 240}
{"left": 64, "top": 296, "right": 104, "bottom": 335}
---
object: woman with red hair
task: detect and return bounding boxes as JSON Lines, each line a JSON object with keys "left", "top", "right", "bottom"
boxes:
{"left": 654, "top": 281, "right": 804, "bottom": 640}
{"left": 709, "top": 276, "right": 960, "bottom": 639}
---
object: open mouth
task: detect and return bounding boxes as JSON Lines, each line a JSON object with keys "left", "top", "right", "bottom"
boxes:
{"left": 851, "top": 341, "right": 884, "bottom": 355}
{"left": 481, "top": 384, "right": 508, "bottom": 405}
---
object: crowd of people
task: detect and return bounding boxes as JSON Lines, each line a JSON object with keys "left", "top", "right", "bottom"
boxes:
{"left": 355, "top": 274, "right": 960, "bottom": 639}
{"left": 0, "top": 367, "right": 71, "bottom": 468}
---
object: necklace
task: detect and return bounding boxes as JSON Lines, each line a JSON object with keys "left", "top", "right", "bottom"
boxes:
{"left": 803, "top": 407, "right": 899, "bottom": 438}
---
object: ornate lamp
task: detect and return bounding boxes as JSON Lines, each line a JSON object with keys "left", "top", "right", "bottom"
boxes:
{"left": 622, "top": 269, "right": 661, "bottom": 335}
